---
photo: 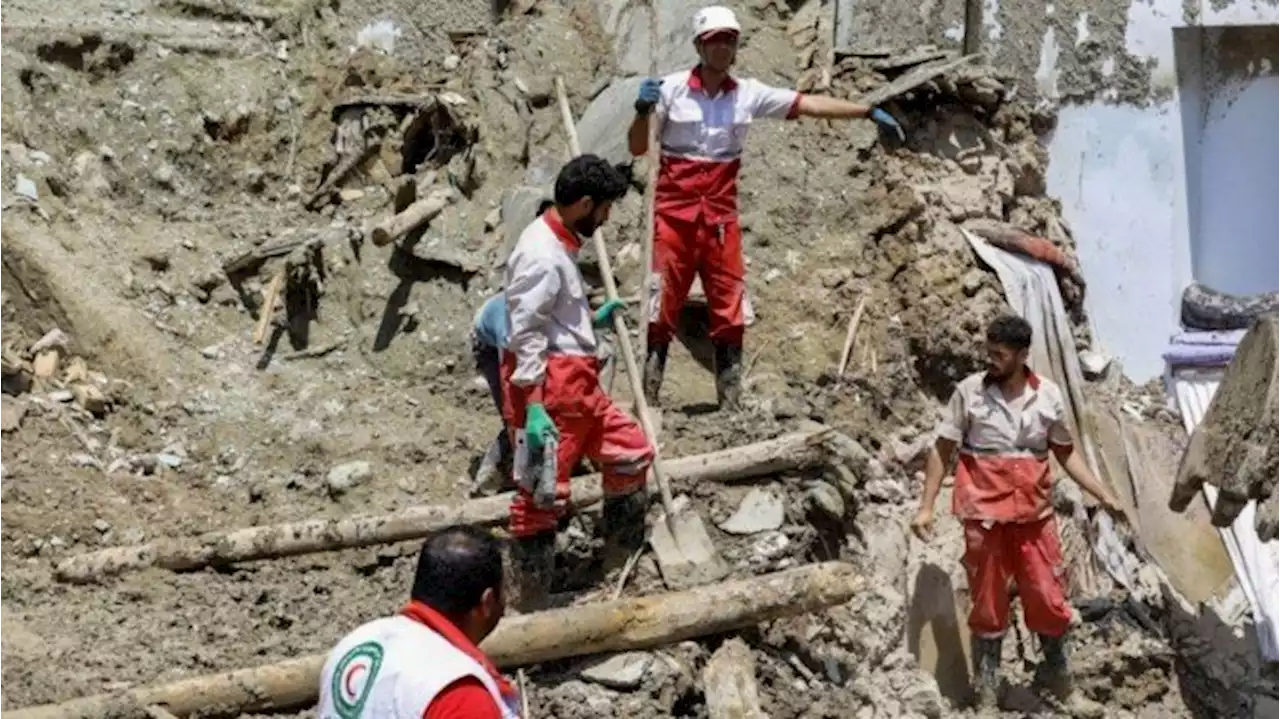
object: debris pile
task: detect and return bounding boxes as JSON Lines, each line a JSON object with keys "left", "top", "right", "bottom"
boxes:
{"left": 0, "top": 1, "right": 1268, "bottom": 718}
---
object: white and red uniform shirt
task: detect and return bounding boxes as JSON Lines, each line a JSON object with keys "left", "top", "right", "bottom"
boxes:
{"left": 652, "top": 67, "right": 800, "bottom": 224}
{"left": 503, "top": 210, "right": 597, "bottom": 403}
{"left": 317, "top": 602, "right": 521, "bottom": 719}
{"left": 936, "top": 369, "right": 1074, "bottom": 523}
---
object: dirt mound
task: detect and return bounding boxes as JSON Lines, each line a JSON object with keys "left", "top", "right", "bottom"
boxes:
{"left": 0, "top": 0, "right": 1256, "bottom": 717}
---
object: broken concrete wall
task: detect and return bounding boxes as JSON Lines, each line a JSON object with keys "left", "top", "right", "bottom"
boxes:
{"left": 828, "top": 0, "right": 1279, "bottom": 381}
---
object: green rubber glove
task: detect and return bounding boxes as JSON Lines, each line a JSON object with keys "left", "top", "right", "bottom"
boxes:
{"left": 592, "top": 298, "right": 627, "bottom": 329}
{"left": 524, "top": 403, "right": 559, "bottom": 452}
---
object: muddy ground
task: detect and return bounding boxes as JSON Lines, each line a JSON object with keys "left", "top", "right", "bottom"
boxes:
{"left": 0, "top": 0, "right": 1273, "bottom": 717}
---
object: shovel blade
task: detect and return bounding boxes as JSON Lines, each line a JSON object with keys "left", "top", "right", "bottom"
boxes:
{"left": 649, "top": 505, "right": 729, "bottom": 590}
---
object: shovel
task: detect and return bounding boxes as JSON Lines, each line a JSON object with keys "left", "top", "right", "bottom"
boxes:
{"left": 555, "top": 77, "right": 728, "bottom": 590}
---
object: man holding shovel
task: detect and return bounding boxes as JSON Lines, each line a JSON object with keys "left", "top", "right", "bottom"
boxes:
{"left": 501, "top": 155, "right": 653, "bottom": 611}
{"left": 628, "top": 5, "right": 906, "bottom": 409}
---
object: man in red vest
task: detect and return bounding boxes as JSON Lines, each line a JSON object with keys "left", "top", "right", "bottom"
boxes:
{"left": 628, "top": 5, "right": 905, "bottom": 409}
{"left": 911, "top": 315, "right": 1124, "bottom": 712}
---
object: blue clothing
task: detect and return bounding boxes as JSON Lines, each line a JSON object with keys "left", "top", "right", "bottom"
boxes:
{"left": 473, "top": 293, "right": 509, "bottom": 350}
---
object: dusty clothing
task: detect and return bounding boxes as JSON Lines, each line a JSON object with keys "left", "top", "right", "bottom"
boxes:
{"left": 937, "top": 369, "right": 1075, "bottom": 639}
{"left": 936, "top": 369, "right": 1073, "bottom": 523}
{"left": 644, "top": 66, "right": 797, "bottom": 349}
{"left": 317, "top": 601, "right": 520, "bottom": 719}
{"left": 962, "top": 516, "right": 1073, "bottom": 638}
{"left": 501, "top": 211, "right": 653, "bottom": 538}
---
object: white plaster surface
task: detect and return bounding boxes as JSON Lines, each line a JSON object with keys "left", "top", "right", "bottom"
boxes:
{"left": 1047, "top": 102, "right": 1187, "bottom": 381}
{"left": 1191, "top": 74, "right": 1279, "bottom": 296}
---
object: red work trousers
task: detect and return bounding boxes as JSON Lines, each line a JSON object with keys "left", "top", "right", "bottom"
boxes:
{"left": 500, "top": 353, "right": 653, "bottom": 538}
{"left": 962, "top": 516, "right": 1073, "bottom": 638}
{"left": 647, "top": 213, "right": 747, "bottom": 349}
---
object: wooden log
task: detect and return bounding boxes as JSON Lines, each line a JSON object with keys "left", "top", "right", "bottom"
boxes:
{"left": 11, "top": 563, "right": 862, "bottom": 719}
{"left": 703, "top": 638, "right": 767, "bottom": 719}
{"left": 251, "top": 266, "right": 285, "bottom": 345}
{"left": 853, "top": 54, "right": 981, "bottom": 107}
{"left": 54, "top": 429, "right": 834, "bottom": 583}
{"left": 369, "top": 188, "right": 456, "bottom": 247}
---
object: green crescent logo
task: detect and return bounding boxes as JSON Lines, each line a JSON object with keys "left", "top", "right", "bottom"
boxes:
{"left": 331, "top": 641, "right": 384, "bottom": 719}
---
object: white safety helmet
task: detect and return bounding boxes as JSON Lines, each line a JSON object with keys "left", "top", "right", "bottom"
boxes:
{"left": 692, "top": 6, "right": 741, "bottom": 42}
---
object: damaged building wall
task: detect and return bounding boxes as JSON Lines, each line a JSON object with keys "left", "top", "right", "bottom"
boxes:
{"left": 835, "top": 0, "right": 1279, "bottom": 380}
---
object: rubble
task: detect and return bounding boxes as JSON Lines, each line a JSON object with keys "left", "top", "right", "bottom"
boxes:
{"left": 0, "top": 0, "right": 1251, "bottom": 716}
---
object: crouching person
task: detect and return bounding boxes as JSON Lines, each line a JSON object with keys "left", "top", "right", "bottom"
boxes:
{"left": 502, "top": 155, "right": 653, "bottom": 611}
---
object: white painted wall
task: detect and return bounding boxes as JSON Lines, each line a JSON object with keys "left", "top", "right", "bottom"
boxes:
{"left": 1192, "top": 74, "right": 1279, "bottom": 296}
{"left": 1047, "top": 103, "right": 1186, "bottom": 381}
{"left": 1045, "top": 5, "right": 1278, "bottom": 381}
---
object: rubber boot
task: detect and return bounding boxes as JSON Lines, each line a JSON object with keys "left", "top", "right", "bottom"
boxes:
{"left": 505, "top": 531, "right": 555, "bottom": 613}
{"left": 971, "top": 635, "right": 1003, "bottom": 709}
{"left": 714, "top": 343, "right": 743, "bottom": 410}
{"left": 643, "top": 343, "right": 668, "bottom": 407}
{"left": 601, "top": 490, "right": 650, "bottom": 571}
{"left": 1034, "top": 632, "right": 1104, "bottom": 718}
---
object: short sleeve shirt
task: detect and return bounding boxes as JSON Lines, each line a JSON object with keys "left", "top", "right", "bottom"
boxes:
{"left": 936, "top": 370, "right": 1074, "bottom": 455}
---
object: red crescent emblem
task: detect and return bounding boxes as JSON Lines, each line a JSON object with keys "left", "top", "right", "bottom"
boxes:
{"left": 344, "top": 662, "right": 367, "bottom": 697}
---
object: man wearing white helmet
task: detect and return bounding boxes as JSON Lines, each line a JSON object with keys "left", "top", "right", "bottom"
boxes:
{"left": 628, "top": 5, "right": 904, "bottom": 409}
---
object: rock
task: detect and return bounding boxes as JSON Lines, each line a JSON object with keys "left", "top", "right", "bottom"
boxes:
{"left": 92, "top": 519, "right": 111, "bottom": 534}
{"left": 1, "top": 396, "right": 28, "bottom": 433}
{"left": 576, "top": 77, "right": 646, "bottom": 167}
{"left": 702, "top": 638, "right": 766, "bottom": 719}
{"left": 443, "top": 54, "right": 461, "bottom": 70}
{"left": 593, "top": 0, "right": 699, "bottom": 77}
{"left": 32, "top": 350, "right": 61, "bottom": 378}
{"left": 14, "top": 173, "right": 38, "bottom": 201}
{"left": 155, "top": 452, "right": 184, "bottom": 469}
{"left": 803, "top": 481, "right": 845, "bottom": 521}
{"left": 864, "top": 477, "right": 907, "bottom": 503}
{"left": 580, "top": 651, "right": 654, "bottom": 690}
{"left": 899, "top": 677, "right": 944, "bottom": 719}
{"left": 72, "top": 383, "right": 109, "bottom": 415}
{"left": 749, "top": 531, "right": 790, "bottom": 564}
{"left": 326, "top": 460, "right": 372, "bottom": 494}
{"left": 30, "top": 328, "right": 70, "bottom": 355}
{"left": 200, "top": 345, "right": 222, "bottom": 359}
{"left": 48, "top": 389, "right": 74, "bottom": 403}
{"left": 719, "top": 488, "right": 785, "bottom": 535}
{"left": 1079, "top": 349, "right": 1111, "bottom": 379}
{"left": 500, "top": 186, "right": 550, "bottom": 260}
{"left": 152, "top": 163, "right": 177, "bottom": 188}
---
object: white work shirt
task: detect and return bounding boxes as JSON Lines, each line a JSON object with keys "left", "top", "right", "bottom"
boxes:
{"left": 504, "top": 211, "right": 597, "bottom": 387}
{"left": 650, "top": 66, "right": 801, "bottom": 223}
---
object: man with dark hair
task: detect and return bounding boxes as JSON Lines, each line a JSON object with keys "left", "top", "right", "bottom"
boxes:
{"left": 317, "top": 525, "right": 520, "bottom": 719}
{"left": 910, "top": 314, "right": 1124, "bottom": 712}
{"left": 501, "top": 155, "right": 653, "bottom": 610}
{"left": 629, "top": 5, "right": 907, "bottom": 409}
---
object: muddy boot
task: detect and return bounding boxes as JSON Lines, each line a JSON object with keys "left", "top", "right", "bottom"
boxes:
{"left": 713, "top": 343, "right": 743, "bottom": 410}
{"left": 505, "top": 531, "right": 555, "bottom": 613}
{"left": 643, "top": 344, "right": 668, "bottom": 407}
{"left": 971, "top": 635, "right": 1003, "bottom": 709}
{"left": 1034, "top": 633, "right": 1104, "bottom": 718}
{"left": 601, "top": 490, "right": 650, "bottom": 571}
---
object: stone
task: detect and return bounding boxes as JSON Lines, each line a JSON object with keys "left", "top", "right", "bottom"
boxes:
{"left": 30, "top": 328, "right": 69, "bottom": 355}
{"left": 326, "top": 460, "right": 372, "bottom": 494}
{"left": 900, "top": 677, "right": 944, "bottom": 719}
{"left": 580, "top": 651, "right": 654, "bottom": 690}
{"left": 443, "top": 54, "right": 461, "bottom": 71}
{"left": 749, "top": 531, "right": 790, "bottom": 564}
{"left": 33, "top": 350, "right": 61, "bottom": 378}
{"left": 803, "top": 481, "right": 845, "bottom": 521}
{"left": 500, "top": 186, "right": 550, "bottom": 262}
{"left": 576, "top": 77, "right": 646, "bottom": 167}
{"left": 14, "top": 173, "right": 38, "bottom": 201}
{"left": 1079, "top": 349, "right": 1112, "bottom": 379}
{"left": 719, "top": 488, "right": 785, "bottom": 535}
{"left": 702, "top": 638, "right": 766, "bottom": 719}
{"left": 92, "top": 519, "right": 111, "bottom": 534}
{"left": 2, "top": 396, "right": 28, "bottom": 433}
{"left": 864, "top": 477, "right": 907, "bottom": 503}
{"left": 592, "top": 0, "right": 701, "bottom": 77}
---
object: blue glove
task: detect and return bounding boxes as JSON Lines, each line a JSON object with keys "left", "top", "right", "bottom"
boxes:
{"left": 870, "top": 107, "right": 905, "bottom": 142}
{"left": 635, "top": 78, "right": 663, "bottom": 115}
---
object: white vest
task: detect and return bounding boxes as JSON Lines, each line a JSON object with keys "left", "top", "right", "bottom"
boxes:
{"left": 317, "top": 615, "right": 521, "bottom": 719}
